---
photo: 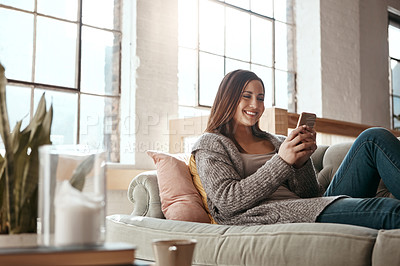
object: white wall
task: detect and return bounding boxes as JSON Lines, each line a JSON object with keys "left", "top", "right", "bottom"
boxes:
{"left": 296, "top": 0, "right": 400, "bottom": 128}
{"left": 320, "top": 0, "right": 361, "bottom": 123}
{"left": 295, "top": 0, "right": 323, "bottom": 116}
{"left": 359, "top": 0, "right": 390, "bottom": 127}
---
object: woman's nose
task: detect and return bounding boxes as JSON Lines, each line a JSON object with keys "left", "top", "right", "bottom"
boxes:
{"left": 249, "top": 97, "right": 258, "bottom": 108}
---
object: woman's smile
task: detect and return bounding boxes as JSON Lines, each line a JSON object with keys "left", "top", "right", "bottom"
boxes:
{"left": 244, "top": 110, "right": 257, "bottom": 116}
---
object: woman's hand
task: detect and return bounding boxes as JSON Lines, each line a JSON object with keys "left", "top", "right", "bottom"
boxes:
{"left": 278, "top": 125, "right": 317, "bottom": 168}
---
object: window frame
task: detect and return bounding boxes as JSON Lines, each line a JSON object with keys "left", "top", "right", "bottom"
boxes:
{"left": 0, "top": 0, "right": 122, "bottom": 161}
{"left": 389, "top": 12, "right": 400, "bottom": 130}
{"left": 178, "top": 0, "right": 296, "bottom": 113}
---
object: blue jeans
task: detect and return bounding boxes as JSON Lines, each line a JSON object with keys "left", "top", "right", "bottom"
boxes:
{"left": 316, "top": 127, "right": 400, "bottom": 229}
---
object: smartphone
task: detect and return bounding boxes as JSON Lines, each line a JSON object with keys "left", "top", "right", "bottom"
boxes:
{"left": 296, "top": 112, "right": 316, "bottom": 128}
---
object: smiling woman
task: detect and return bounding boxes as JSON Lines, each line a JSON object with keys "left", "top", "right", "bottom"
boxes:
{"left": 205, "top": 70, "right": 264, "bottom": 135}
{"left": 191, "top": 69, "right": 400, "bottom": 230}
{"left": 232, "top": 80, "right": 265, "bottom": 128}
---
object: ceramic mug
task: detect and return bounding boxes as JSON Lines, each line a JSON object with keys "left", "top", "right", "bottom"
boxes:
{"left": 152, "top": 239, "right": 197, "bottom": 266}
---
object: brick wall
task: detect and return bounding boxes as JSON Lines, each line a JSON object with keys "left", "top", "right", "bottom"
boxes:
{"left": 135, "top": 0, "right": 178, "bottom": 168}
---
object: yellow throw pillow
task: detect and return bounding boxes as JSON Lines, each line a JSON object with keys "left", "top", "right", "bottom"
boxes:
{"left": 189, "top": 155, "right": 217, "bottom": 224}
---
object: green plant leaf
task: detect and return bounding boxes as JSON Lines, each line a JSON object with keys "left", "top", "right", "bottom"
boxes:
{"left": 0, "top": 63, "right": 11, "bottom": 147}
{"left": 69, "top": 154, "right": 95, "bottom": 191}
{"left": 0, "top": 63, "right": 53, "bottom": 234}
{"left": 0, "top": 159, "right": 6, "bottom": 232}
{"left": 18, "top": 97, "right": 52, "bottom": 232}
{"left": 20, "top": 94, "right": 47, "bottom": 145}
{"left": 0, "top": 67, "right": 53, "bottom": 233}
{"left": 0, "top": 63, "right": 17, "bottom": 233}
{"left": 11, "top": 120, "right": 24, "bottom": 154}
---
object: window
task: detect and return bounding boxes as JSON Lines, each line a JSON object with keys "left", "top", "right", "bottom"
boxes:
{"left": 389, "top": 14, "right": 400, "bottom": 130}
{"left": 178, "top": 0, "right": 295, "bottom": 116}
{"left": 0, "top": 0, "right": 122, "bottom": 161}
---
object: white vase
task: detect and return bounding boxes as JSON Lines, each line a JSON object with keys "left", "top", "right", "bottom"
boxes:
{"left": 0, "top": 233, "right": 37, "bottom": 248}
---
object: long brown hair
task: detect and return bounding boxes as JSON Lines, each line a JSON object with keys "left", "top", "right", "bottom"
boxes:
{"left": 205, "top": 70, "right": 265, "bottom": 147}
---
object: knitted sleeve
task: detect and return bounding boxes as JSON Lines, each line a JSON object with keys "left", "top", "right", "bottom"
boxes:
{"left": 287, "top": 159, "right": 325, "bottom": 197}
{"left": 193, "top": 134, "right": 297, "bottom": 217}
{"left": 272, "top": 134, "right": 324, "bottom": 197}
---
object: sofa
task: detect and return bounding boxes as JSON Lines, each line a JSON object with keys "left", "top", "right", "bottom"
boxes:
{"left": 106, "top": 141, "right": 400, "bottom": 266}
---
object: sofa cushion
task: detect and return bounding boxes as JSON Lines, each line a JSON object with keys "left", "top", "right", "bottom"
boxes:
{"left": 321, "top": 142, "right": 353, "bottom": 174}
{"left": 317, "top": 142, "right": 359, "bottom": 190}
{"left": 189, "top": 155, "right": 217, "bottom": 224}
{"left": 107, "top": 215, "right": 378, "bottom": 266}
{"left": 372, "top": 229, "right": 400, "bottom": 266}
{"left": 310, "top": 145, "right": 329, "bottom": 173}
{"left": 146, "top": 151, "right": 211, "bottom": 223}
{"left": 316, "top": 142, "right": 394, "bottom": 197}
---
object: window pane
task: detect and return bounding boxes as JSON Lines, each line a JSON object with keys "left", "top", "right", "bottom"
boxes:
{"left": 199, "top": 0, "right": 224, "bottom": 55}
{"left": 80, "top": 95, "right": 119, "bottom": 159}
{"left": 394, "top": 97, "right": 400, "bottom": 130}
{"left": 392, "top": 59, "right": 400, "bottom": 96}
{"left": 275, "top": 21, "right": 294, "bottom": 71}
{"left": 251, "top": 64, "right": 273, "bottom": 108}
{"left": 34, "top": 89, "right": 78, "bottom": 145}
{"left": 35, "top": 17, "right": 77, "bottom": 87}
{"left": 178, "top": 47, "right": 197, "bottom": 106}
{"left": 275, "top": 70, "right": 295, "bottom": 112}
{"left": 0, "top": 9, "right": 33, "bottom": 81}
{"left": 178, "top": 0, "right": 197, "bottom": 49}
{"left": 81, "top": 26, "right": 121, "bottom": 95}
{"left": 389, "top": 24, "right": 400, "bottom": 59}
{"left": 225, "top": 58, "right": 250, "bottom": 74}
{"left": 6, "top": 85, "right": 31, "bottom": 130}
{"left": 199, "top": 52, "right": 224, "bottom": 106}
{"left": 82, "top": 0, "right": 120, "bottom": 30}
{"left": 226, "top": 0, "right": 249, "bottom": 9}
{"left": 180, "top": 0, "right": 296, "bottom": 113}
{"left": 0, "top": 0, "right": 34, "bottom": 11}
{"left": 274, "top": 0, "right": 293, "bottom": 23}
{"left": 226, "top": 7, "right": 250, "bottom": 61}
{"left": 80, "top": 95, "right": 106, "bottom": 148}
{"left": 251, "top": 15, "right": 273, "bottom": 66}
{"left": 178, "top": 106, "right": 210, "bottom": 119}
{"left": 37, "top": 0, "right": 78, "bottom": 21}
{"left": 251, "top": 0, "right": 273, "bottom": 18}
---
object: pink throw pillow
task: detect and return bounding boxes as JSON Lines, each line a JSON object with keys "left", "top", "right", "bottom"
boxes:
{"left": 146, "top": 150, "right": 211, "bottom": 223}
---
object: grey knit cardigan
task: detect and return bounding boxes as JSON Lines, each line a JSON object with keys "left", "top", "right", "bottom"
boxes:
{"left": 191, "top": 131, "right": 342, "bottom": 226}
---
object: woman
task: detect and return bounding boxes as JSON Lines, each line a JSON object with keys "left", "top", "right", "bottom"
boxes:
{"left": 191, "top": 69, "right": 400, "bottom": 229}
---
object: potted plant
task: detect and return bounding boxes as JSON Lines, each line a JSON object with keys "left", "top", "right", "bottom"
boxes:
{"left": 0, "top": 62, "right": 53, "bottom": 234}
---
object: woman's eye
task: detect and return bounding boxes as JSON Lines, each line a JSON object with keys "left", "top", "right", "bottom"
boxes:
{"left": 258, "top": 98, "right": 264, "bottom": 102}
{"left": 242, "top": 95, "right": 251, "bottom": 99}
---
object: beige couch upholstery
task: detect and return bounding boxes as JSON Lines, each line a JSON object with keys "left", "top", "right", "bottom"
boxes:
{"left": 106, "top": 142, "right": 400, "bottom": 266}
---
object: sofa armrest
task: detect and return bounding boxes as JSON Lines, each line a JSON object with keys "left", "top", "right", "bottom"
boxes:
{"left": 127, "top": 170, "right": 165, "bottom": 219}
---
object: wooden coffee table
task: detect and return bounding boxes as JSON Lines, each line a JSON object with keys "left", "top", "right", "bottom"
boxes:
{"left": 0, "top": 242, "right": 140, "bottom": 265}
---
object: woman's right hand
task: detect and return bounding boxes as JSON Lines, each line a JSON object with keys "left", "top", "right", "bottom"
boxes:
{"left": 278, "top": 125, "right": 316, "bottom": 168}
